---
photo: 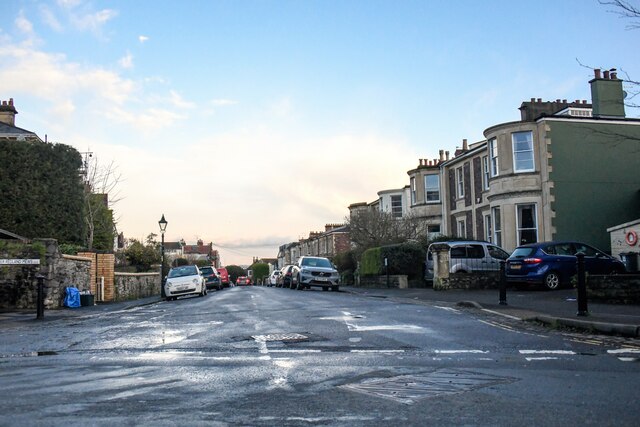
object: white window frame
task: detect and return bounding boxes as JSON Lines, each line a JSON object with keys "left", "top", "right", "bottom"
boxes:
{"left": 482, "top": 155, "right": 490, "bottom": 190}
{"left": 489, "top": 138, "right": 499, "bottom": 177}
{"left": 410, "top": 177, "right": 416, "bottom": 205}
{"left": 492, "top": 207, "right": 502, "bottom": 247}
{"left": 457, "top": 219, "right": 466, "bottom": 238}
{"left": 390, "top": 195, "right": 403, "bottom": 218}
{"left": 456, "top": 167, "right": 464, "bottom": 199}
{"left": 512, "top": 131, "right": 535, "bottom": 173}
{"left": 484, "top": 213, "right": 492, "bottom": 243}
{"left": 515, "top": 203, "right": 538, "bottom": 245}
{"left": 424, "top": 174, "right": 440, "bottom": 203}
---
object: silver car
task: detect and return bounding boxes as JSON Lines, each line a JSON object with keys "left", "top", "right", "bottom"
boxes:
{"left": 425, "top": 241, "right": 510, "bottom": 280}
{"left": 292, "top": 256, "right": 340, "bottom": 291}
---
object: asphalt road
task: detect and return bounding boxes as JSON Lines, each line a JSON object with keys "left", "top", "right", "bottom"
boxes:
{"left": 1, "top": 286, "right": 639, "bottom": 426}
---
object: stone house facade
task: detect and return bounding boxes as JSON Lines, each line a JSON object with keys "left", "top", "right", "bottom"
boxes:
{"left": 277, "top": 224, "right": 350, "bottom": 268}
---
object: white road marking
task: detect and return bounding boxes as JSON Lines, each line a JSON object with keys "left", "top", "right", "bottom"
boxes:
{"left": 519, "top": 350, "right": 575, "bottom": 355}
{"left": 350, "top": 349, "right": 405, "bottom": 353}
{"left": 268, "top": 349, "right": 322, "bottom": 353}
{"left": 346, "top": 324, "right": 425, "bottom": 332}
{"left": 618, "top": 357, "right": 638, "bottom": 362}
{"left": 434, "top": 306, "right": 461, "bottom": 313}
{"left": 435, "top": 350, "right": 488, "bottom": 354}
{"left": 607, "top": 348, "right": 640, "bottom": 354}
{"left": 525, "top": 357, "right": 560, "bottom": 361}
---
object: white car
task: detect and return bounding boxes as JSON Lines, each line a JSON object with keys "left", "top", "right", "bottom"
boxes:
{"left": 164, "top": 265, "right": 207, "bottom": 301}
{"left": 268, "top": 270, "right": 281, "bottom": 286}
{"left": 292, "top": 256, "right": 340, "bottom": 291}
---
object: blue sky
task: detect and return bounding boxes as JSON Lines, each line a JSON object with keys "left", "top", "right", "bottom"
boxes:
{"left": 1, "top": 0, "right": 639, "bottom": 265}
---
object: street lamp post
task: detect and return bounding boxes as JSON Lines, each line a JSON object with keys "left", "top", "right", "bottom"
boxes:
{"left": 159, "top": 214, "right": 168, "bottom": 298}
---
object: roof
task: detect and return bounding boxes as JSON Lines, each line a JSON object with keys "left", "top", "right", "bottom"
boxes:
{"left": 164, "top": 242, "right": 182, "bottom": 250}
{"left": 0, "top": 121, "right": 39, "bottom": 139}
{"left": 607, "top": 219, "right": 640, "bottom": 233}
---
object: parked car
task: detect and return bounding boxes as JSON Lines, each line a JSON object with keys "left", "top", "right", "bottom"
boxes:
{"left": 292, "top": 256, "right": 340, "bottom": 291}
{"left": 425, "top": 240, "right": 510, "bottom": 280}
{"left": 506, "top": 241, "right": 626, "bottom": 290}
{"left": 200, "top": 265, "right": 222, "bottom": 291}
{"left": 268, "top": 270, "right": 281, "bottom": 286}
{"left": 164, "top": 265, "right": 207, "bottom": 300}
{"left": 217, "top": 267, "right": 231, "bottom": 287}
{"left": 236, "top": 276, "right": 251, "bottom": 286}
{"left": 278, "top": 265, "right": 295, "bottom": 288}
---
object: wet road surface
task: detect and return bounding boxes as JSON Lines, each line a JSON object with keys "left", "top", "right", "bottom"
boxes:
{"left": 1, "top": 286, "right": 639, "bottom": 426}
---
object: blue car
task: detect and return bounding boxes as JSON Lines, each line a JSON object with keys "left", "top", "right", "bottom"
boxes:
{"left": 506, "top": 241, "right": 626, "bottom": 290}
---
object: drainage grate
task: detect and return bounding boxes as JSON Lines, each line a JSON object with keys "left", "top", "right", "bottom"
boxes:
{"left": 252, "top": 333, "right": 309, "bottom": 342}
{"left": 341, "top": 369, "right": 515, "bottom": 405}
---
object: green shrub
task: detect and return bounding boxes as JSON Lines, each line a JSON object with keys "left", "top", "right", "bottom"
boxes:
{"left": 381, "top": 242, "right": 425, "bottom": 279}
{"left": 360, "top": 247, "right": 382, "bottom": 276}
{"left": 332, "top": 250, "right": 356, "bottom": 273}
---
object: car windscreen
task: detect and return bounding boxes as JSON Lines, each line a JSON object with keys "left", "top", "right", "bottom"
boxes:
{"left": 168, "top": 266, "right": 197, "bottom": 278}
{"left": 301, "top": 258, "right": 332, "bottom": 268}
{"left": 200, "top": 267, "right": 213, "bottom": 274}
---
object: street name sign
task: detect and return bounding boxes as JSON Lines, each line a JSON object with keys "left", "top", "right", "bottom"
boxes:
{"left": 0, "top": 259, "right": 41, "bottom": 265}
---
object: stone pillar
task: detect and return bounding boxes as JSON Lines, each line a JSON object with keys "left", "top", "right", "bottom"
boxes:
{"left": 431, "top": 244, "right": 450, "bottom": 290}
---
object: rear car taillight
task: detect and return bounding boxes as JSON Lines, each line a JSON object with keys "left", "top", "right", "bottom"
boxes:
{"left": 523, "top": 258, "right": 542, "bottom": 265}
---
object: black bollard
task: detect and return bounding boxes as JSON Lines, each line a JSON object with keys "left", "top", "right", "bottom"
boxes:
{"left": 499, "top": 261, "right": 507, "bottom": 305}
{"left": 576, "top": 253, "right": 588, "bottom": 316}
{"left": 36, "top": 274, "right": 45, "bottom": 320}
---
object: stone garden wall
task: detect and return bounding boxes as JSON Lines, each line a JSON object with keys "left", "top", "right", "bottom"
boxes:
{"left": 587, "top": 275, "right": 640, "bottom": 304}
{"left": 114, "top": 272, "right": 160, "bottom": 301}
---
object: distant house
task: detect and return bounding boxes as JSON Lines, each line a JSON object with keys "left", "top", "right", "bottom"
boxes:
{"left": 0, "top": 98, "right": 42, "bottom": 142}
{"left": 183, "top": 239, "right": 219, "bottom": 267}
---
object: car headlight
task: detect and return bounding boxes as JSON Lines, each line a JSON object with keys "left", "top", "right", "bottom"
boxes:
{"left": 192, "top": 278, "right": 199, "bottom": 285}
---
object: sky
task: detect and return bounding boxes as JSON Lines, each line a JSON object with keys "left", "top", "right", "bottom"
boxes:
{"left": 1, "top": 0, "right": 639, "bottom": 266}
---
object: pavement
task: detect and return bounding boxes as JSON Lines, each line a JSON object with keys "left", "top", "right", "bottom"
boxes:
{"left": 342, "top": 286, "right": 640, "bottom": 338}
{"left": 2, "top": 286, "right": 640, "bottom": 338}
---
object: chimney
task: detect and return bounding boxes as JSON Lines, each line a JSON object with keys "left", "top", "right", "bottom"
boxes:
{"left": 462, "top": 139, "right": 468, "bottom": 151}
{"left": 419, "top": 159, "right": 423, "bottom": 166}
{"left": 590, "top": 66, "right": 625, "bottom": 118}
{"left": 197, "top": 239, "right": 203, "bottom": 246}
{"left": 439, "top": 150, "right": 445, "bottom": 162}
{"left": 445, "top": 151, "right": 450, "bottom": 161}
{"left": 0, "top": 98, "right": 18, "bottom": 126}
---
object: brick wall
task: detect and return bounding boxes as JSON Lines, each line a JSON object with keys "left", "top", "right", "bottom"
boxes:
{"left": 77, "top": 252, "right": 115, "bottom": 302}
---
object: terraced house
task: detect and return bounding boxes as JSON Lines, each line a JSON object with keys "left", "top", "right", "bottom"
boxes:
{"left": 438, "top": 68, "right": 640, "bottom": 253}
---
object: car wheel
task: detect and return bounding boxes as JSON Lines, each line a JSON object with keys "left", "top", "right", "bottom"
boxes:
{"left": 543, "top": 272, "right": 561, "bottom": 290}
{"left": 165, "top": 297, "right": 172, "bottom": 302}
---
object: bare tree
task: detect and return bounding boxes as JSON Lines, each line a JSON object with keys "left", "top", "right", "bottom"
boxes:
{"left": 346, "top": 209, "right": 430, "bottom": 257}
{"left": 82, "top": 154, "right": 123, "bottom": 250}
{"left": 598, "top": 1, "right": 640, "bottom": 110}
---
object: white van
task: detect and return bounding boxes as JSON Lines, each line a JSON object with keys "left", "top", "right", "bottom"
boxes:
{"left": 425, "top": 241, "right": 510, "bottom": 280}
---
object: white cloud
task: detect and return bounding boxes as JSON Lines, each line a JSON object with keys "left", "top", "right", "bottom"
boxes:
{"left": 70, "top": 8, "right": 118, "bottom": 33}
{"left": 169, "top": 90, "right": 196, "bottom": 109}
{"left": 40, "top": 5, "right": 64, "bottom": 32}
{"left": 269, "top": 97, "right": 292, "bottom": 118}
{"left": 16, "top": 11, "right": 34, "bottom": 36}
{"left": 138, "top": 35, "right": 149, "bottom": 43}
{"left": 57, "top": 0, "right": 82, "bottom": 8}
{"left": 119, "top": 52, "right": 134, "bottom": 69}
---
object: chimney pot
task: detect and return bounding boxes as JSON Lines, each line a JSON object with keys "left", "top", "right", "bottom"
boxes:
{"left": 555, "top": 99, "right": 561, "bottom": 103}
{"left": 419, "top": 159, "right": 423, "bottom": 166}
{"left": 433, "top": 158, "right": 437, "bottom": 166}
{"left": 462, "top": 139, "right": 468, "bottom": 150}
{"left": 603, "top": 70, "right": 610, "bottom": 79}
{"left": 562, "top": 99, "right": 567, "bottom": 103}
{"left": 439, "top": 149, "right": 445, "bottom": 162}
{"left": 611, "top": 69, "right": 618, "bottom": 79}
{"left": 445, "top": 151, "right": 450, "bottom": 161}
{"left": 594, "top": 68, "right": 602, "bottom": 79}
{"left": 9, "top": 98, "right": 13, "bottom": 106}
{"left": 530, "top": 98, "right": 535, "bottom": 102}
{"left": 537, "top": 98, "right": 542, "bottom": 103}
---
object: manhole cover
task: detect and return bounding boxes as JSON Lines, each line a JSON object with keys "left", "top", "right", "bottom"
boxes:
{"left": 252, "top": 333, "right": 309, "bottom": 342}
{"left": 341, "top": 369, "right": 515, "bottom": 405}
